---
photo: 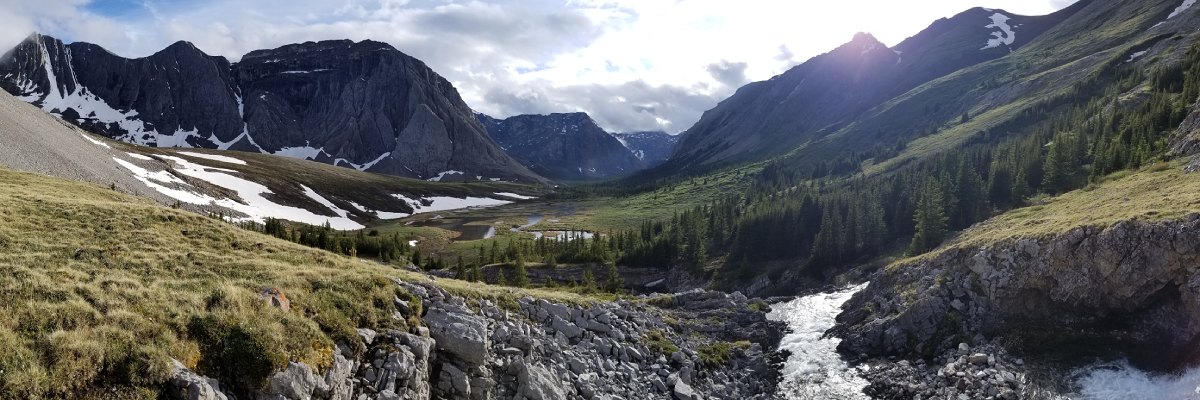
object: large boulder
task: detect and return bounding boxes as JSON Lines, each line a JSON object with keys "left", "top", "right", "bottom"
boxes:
{"left": 513, "top": 361, "right": 567, "bottom": 400}
{"left": 424, "top": 303, "right": 489, "bottom": 366}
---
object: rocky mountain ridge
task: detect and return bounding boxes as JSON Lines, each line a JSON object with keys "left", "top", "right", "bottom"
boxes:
{"left": 478, "top": 112, "right": 645, "bottom": 181}
{"left": 655, "top": 2, "right": 1091, "bottom": 175}
{"left": 0, "top": 34, "right": 541, "bottom": 182}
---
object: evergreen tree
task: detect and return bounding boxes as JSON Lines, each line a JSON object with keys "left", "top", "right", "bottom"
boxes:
{"left": 909, "top": 180, "right": 948, "bottom": 254}
{"left": 604, "top": 262, "right": 624, "bottom": 293}
{"left": 468, "top": 264, "right": 480, "bottom": 282}
{"left": 514, "top": 255, "right": 530, "bottom": 288}
{"left": 582, "top": 268, "right": 597, "bottom": 293}
{"left": 496, "top": 269, "right": 508, "bottom": 286}
{"left": 455, "top": 255, "right": 466, "bottom": 279}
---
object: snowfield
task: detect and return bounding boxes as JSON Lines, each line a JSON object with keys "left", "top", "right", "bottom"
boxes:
{"left": 114, "top": 153, "right": 365, "bottom": 230}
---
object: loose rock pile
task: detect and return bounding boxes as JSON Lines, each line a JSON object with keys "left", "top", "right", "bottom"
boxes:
{"left": 169, "top": 279, "right": 784, "bottom": 400}
{"left": 860, "top": 342, "right": 1027, "bottom": 400}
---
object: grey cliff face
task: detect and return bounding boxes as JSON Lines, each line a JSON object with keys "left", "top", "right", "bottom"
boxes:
{"left": 834, "top": 214, "right": 1200, "bottom": 372}
{"left": 0, "top": 34, "right": 541, "bottom": 182}
{"left": 479, "top": 112, "right": 645, "bottom": 181}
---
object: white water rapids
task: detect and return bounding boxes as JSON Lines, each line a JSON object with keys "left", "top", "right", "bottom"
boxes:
{"left": 1068, "top": 361, "right": 1200, "bottom": 399}
{"left": 767, "top": 283, "right": 871, "bottom": 400}
{"left": 767, "top": 284, "right": 1200, "bottom": 399}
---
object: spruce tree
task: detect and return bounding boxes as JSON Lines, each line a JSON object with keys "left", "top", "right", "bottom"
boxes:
{"left": 582, "top": 268, "right": 597, "bottom": 293}
{"left": 455, "top": 255, "right": 466, "bottom": 279}
{"left": 909, "top": 180, "right": 948, "bottom": 254}
{"left": 514, "top": 255, "right": 530, "bottom": 288}
{"left": 604, "top": 262, "right": 624, "bottom": 293}
{"left": 469, "top": 264, "right": 480, "bottom": 282}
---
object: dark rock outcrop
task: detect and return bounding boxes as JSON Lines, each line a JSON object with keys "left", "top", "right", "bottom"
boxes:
{"left": 478, "top": 112, "right": 644, "bottom": 180}
{"left": 0, "top": 34, "right": 541, "bottom": 182}
{"left": 834, "top": 215, "right": 1200, "bottom": 372}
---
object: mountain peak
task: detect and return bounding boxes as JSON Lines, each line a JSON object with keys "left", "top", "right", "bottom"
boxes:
{"left": 851, "top": 31, "right": 880, "bottom": 43}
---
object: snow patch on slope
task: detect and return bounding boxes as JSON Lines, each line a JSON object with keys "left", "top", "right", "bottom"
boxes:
{"left": 493, "top": 192, "right": 537, "bottom": 200}
{"left": 1126, "top": 51, "right": 1149, "bottom": 63}
{"left": 981, "top": 13, "right": 1016, "bottom": 50}
{"left": 116, "top": 153, "right": 365, "bottom": 230}
{"left": 334, "top": 152, "right": 390, "bottom": 172}
{"left": 126, "top": 152, "right": 154, "bottom": 161}
{"left": 274, "top": 145, "right": 329, "bottom": 160}
{"left": 427, "top": 170, "right": 465, "bottom": 182}
{"left": 178, "top": 151, "right": 247, "bottom": 165}
{"left": 79, "top": 133, "right": 111, "bottom": 149}
{"left": 113, "top": 157, "right": 219, "bottom": 205}
{"left": 392, "top": 194, "right": 511, "bottom": 215}
{"left": 1168, "top": 0, "right": 1197, "bottom": 19}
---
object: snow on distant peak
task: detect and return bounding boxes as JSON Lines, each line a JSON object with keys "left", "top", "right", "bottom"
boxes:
{"left": 981, "top": 13, "right": 1016, "bottom": 50}
{"left": 1168, "top": 0, "right": 1197, "bottom": 19}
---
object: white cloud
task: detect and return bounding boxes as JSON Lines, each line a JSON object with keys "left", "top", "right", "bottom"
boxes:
{"left": 0, "top": 0, "right": 1076, "bottom": 133}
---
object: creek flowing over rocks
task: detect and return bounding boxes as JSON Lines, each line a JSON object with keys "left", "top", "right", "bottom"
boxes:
{"left": 767, "top": 284, "right": 869, "bottom": 399}
{"left": 168, "top": 279, "right": 786, "bottom": 400}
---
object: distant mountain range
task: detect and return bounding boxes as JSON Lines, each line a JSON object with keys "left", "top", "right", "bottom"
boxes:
{"left": 477, "top": 112, "right": 678, "bottom": 181}
{"left": 0, "top": 35, "right": 541, "bottom": 182}
{"left": 613, "top": 131, "right": 679, "bottom": 167}
{"left": 477, "top": 112, "right": 645, "bottom": 181}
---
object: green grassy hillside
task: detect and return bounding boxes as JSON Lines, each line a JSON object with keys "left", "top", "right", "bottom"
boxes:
{"left": 0, "top": 166, "right": 583, "bottom": 399}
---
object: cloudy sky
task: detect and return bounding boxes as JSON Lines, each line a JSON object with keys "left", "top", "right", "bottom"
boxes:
{"left": 1, "top": 0, "right": 1076, "bottom": 133}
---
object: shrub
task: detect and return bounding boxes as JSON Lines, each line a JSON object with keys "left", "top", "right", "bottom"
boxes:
{"left": 645, "top": 329, "right": 679, "bottom": 356}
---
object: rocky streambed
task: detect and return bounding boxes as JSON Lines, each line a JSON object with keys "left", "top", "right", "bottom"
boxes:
{"left": 168, "top": 279, "right": 784, "bottom": 400}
